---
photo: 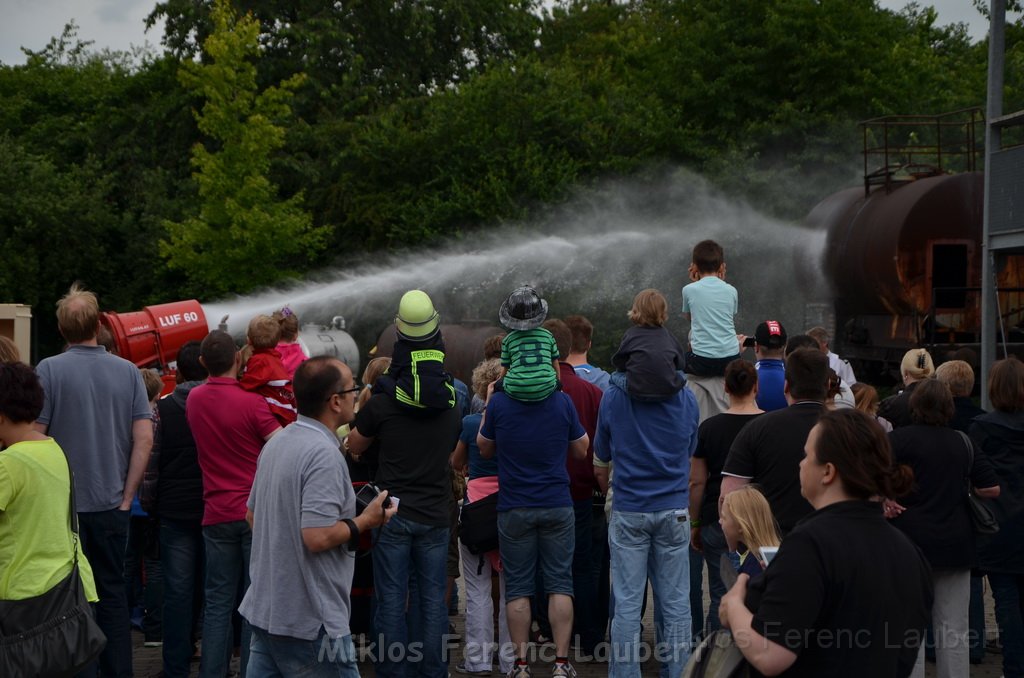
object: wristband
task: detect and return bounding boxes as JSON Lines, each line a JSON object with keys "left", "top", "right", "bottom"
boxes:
{"left": 341, "top": 518, "right": 359, "bottom": 551}
{"left": 690, "top": 519, "right": 702, "bottom": 528}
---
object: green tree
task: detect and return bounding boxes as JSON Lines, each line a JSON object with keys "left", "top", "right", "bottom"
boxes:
{"left": 325, "top": 0, "right": 1002, "bottom": 242}
{"left": 146, "top": 0, "right": 542, "bottom": 110}
{"left": 1006, "top": 18, "right": 1024, "bottom": 116}
{"left": 332, "top": 51, "right": 681, "bottom": 247}
{"left": 146, "top": 0, "right": 544, "bottom": 250}
{"left": 0, "top": 25, "right": 199, "bottom": 355}
{"left": 161, "top": 0, "right": 327, "bottom": 297}
{"left": 0, "top": 136, "right": 132, "bottom": 356}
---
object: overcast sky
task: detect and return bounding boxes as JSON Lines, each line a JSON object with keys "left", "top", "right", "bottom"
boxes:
{"left": 0, "top": 0, "right": 1014, "bottom": 66}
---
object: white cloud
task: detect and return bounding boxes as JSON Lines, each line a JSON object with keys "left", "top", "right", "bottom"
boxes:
{"left": 96, "top": 0, "right": 144, "bottom": 24}
{"left": 0, "top": 0, "right": 162, "bottom": 65}
{"left": 878, "top": 0, "right": 989, "bottom": 39}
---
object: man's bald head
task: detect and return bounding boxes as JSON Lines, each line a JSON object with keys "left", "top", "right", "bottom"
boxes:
{"left": 56, "top": 283, "right": 100, "bottom": 344}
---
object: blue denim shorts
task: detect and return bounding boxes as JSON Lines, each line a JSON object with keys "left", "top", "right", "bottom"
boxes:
{"left": 497, "top": 506, "right": 575, "bottom": 600}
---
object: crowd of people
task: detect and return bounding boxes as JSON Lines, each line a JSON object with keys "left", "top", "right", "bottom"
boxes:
{"left": 2, "top": 238, "right": 1024, "bottom": 678}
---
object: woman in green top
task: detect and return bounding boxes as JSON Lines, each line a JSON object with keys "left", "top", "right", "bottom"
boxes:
{"left": 0, "top": 360, "right": 98, "bottom": 602}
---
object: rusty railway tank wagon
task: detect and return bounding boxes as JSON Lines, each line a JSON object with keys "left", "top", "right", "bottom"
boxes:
{"left": 805, "top": 109, "right": 1024, "bottom": 379}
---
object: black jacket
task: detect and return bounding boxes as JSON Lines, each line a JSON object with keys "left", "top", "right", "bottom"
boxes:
{"left": 878, "top": 380, "right": 921, "bottom": 429}
{"left": 971, "top": 411, "right": 1024, "bottom": 574}
{"left": 950, "top": 396, "right": 986, "bottom": 434}
{"left": 155, "top": 381, "right": 204, "bottom": 523}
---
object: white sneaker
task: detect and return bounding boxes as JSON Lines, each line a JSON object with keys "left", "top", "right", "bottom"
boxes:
{"left": 551, "top": 663, "right": 576, "bottom": 678}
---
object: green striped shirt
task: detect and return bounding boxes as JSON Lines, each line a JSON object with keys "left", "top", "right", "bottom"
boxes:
{"left": 501, "top": 328, "right": 558, "bottom": 402}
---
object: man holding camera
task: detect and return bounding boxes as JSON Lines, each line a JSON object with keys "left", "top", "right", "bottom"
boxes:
{"left": 240, "top": 357, "right": 396, "bottom": 677}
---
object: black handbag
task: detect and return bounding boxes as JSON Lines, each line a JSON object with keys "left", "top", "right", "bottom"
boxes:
{"left": 957, "top": 430, "right": 1000, "bottom": 535}
{"left": 458, "top": 491, "right": 500, "bottom": 555}
{"left": 0, "top": 449, "right": 107, "bottom": 677}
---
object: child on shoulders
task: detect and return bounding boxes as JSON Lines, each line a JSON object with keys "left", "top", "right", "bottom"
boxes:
{"left": 497, "top": 286, "right": 559, "bottom": 402}
{"left": 611, "top": 288, "right": 686, "bottom": 401}
{"left": 682, "top": 239, "right": 743, "bottom": 377}
{"left": 373, "top": 290, "right": 456, "bottom": 411}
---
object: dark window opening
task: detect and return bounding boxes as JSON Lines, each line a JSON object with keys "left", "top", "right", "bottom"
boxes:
{"left": 932, "top": 244, "right": 968, "bottom": 308}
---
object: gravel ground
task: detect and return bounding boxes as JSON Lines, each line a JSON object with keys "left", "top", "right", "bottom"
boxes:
{"left": 131, "top": 569, "right": 1009, "bottom": 677}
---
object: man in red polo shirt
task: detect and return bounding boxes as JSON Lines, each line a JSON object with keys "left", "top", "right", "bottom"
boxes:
{"left": 186, "top": 330, "right": 281, "bottom": 678}
{"left": 542, "top": 318, "right": 604, "bottom": 658}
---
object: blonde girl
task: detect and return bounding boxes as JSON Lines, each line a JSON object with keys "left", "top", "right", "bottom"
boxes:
{"left": 609, "top": 288, "right": 687, "bottom": 400}
{"left": 357, "top": 356, "right": 392, "bottom": 412}
{"left": 720, "top": 486, "right": 781, "bottom": 576}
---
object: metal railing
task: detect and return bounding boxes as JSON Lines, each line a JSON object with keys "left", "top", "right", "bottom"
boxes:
{"left": 861, "top": 108, "right": 985, "bottom": 196}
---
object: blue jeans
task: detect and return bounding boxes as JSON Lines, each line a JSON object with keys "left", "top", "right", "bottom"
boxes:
{"left": 533, "top": 501, "right": 594, "bottom": 642}
{"left": 609, "top": 509, "right": 691, "bottom": 678}
{"left": 990, "top": 573, "right": 1024, "bottom": 678}
{"left": 498, "top": 506, "right": 575, "bottom": 600}
{"left": 699, "top": 523, "right": 728, "bottom": 635}
{"left": 201, "top": 520, "right": 252, "bottom": 678}
{"left": 372, "top": 515, "right": 449, "bottom": 678}
{"left": 248, "top": 625, "right": 359, "bottom": 678}
{"left": 79, "top": 509, "right": 132, "bottom": 678}
{"left": 161, "top": 518, "right": 205, "bottom": 678}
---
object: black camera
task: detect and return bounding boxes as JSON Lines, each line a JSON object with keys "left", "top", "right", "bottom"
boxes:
{"left": 355, "top": 483, "right": 393, "bottom": 514}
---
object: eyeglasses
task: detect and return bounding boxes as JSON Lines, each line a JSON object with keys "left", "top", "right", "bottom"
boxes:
{"left": 328, "top": 384, "right": 362, "bottom": 400}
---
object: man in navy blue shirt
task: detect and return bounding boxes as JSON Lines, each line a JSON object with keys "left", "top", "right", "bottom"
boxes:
{"left": 594, "top": 371, "right": 700, "bottom": 678}
{"left": 478, "top": 387, "right": 588, "bottom": 678}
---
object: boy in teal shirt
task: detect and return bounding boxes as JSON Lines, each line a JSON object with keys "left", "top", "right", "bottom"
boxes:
{"left": 681, "top": 239, "right": 742, "bottom": 377}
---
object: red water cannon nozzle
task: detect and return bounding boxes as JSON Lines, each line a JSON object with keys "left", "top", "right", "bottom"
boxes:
{"left": 100, "top": 300, "right": 209, "bottom": 392}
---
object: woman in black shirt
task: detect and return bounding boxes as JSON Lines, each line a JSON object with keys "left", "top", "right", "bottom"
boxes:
{"left": 719, "top": 409, "right": 932, "bottom": 677}
{"left": 971, "top": 357, "right": 1024, "bottom": 678}
{"left": 889, "top": 379, "right": 999, "bottom": 678}
{"left": 877, "top": 348, "right": 934, "bottom": 429}
{"left": 689, "top": 359, "right": 762, "bottom": 636}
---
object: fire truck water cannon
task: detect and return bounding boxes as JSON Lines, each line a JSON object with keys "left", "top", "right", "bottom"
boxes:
{"left": 100, "top": 300, "right": 209, "bottom": 392}
{"left": 100, "top": 300, "right": 363, "bottom": 394}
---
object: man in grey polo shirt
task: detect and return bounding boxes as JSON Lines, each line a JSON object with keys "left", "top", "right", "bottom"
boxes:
{"left": 35, "top": 283, "right": 153, "bottom": 678}
{"left": 241, "top": 356, "right": 396, "bottom": 676}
